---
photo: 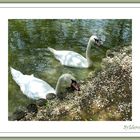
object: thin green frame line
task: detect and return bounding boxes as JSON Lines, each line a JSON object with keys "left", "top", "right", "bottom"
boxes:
{"left": 0, "top": 0, "right": 140, "bottom": 3}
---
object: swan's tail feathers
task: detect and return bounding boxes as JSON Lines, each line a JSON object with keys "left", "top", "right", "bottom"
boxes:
{"left": 10, "top": 67, "right": 24, "bottom": 85}
{"left": 48, "top": 47, "right": 56, "bottom": 54}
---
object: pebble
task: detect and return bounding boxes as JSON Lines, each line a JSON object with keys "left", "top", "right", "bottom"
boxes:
{"left": 12, "top": 110, "right": 27, "bottom": 121}
{"left": 26, "top": 103, "right": 38, "bottom": 114}
{"left": 36, "top": 98, "right": 47, "bottom": 107}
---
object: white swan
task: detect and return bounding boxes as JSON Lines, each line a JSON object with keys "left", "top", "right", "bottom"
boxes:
{"left": 48, "top": 35, "right": 102, "bottom": 68}
{"left": 10, "top": 67, "right": 80, "bottom": 100}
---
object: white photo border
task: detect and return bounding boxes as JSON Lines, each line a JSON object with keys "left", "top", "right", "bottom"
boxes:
{"left": 0, "top": 3, "right": 139, "bottom": 137}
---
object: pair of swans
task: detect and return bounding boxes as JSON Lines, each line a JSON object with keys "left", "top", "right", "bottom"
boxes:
{"left": 11, "top": 35, "right": 102, "bottom": 100}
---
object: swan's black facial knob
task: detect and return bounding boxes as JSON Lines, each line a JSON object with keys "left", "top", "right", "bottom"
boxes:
{"left": 95, "top": 38, "right": 99, "bottom": 43}
{"left": 94, "top": 38, "right": 103, "bottom": 46}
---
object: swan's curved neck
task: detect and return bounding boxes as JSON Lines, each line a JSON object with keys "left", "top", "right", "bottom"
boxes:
{"left": 55, "top": 76, "right": 65, "bottom": 97}
{"left": 55, "top": 77, "right": 61, "bottom": 95}
{"left": 86, "top": 39, "right": 93, "bottom": 67}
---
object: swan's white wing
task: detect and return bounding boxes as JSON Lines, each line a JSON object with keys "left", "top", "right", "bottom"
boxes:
{"left": 24, "top": 76, "right": 55, "bottom": 100}
{"left": 53, "top": 50, "right": 88, "bottom": 68}
{"left": 11, "top": 67, "right": 55, "bottom": 100}
{"left": 11, "top": 68, "right": 33, "bottom": 95}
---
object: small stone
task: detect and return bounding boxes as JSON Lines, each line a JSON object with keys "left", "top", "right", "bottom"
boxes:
{"left": 36, "top": 98, "right": 47, "bottom": 107}
{"left": 12, "top": 110, "right": 27, "bottom": 121}
{"left": 26, "top": 103, "right": 38, "bottom": 114}
{"left": 46, "top": 93, "right": 56, "bottom": 100}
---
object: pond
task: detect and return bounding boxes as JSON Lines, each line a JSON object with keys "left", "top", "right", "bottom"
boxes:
{"left": 8, "top": 19, "right": 132, "bottom": 119}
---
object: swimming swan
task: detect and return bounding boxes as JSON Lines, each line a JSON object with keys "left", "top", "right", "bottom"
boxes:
{"left": 10, "top": 67, "right": 80, "bottom": 100}
{"left": 48, "top": 35, "right": 102, "bottom": 68}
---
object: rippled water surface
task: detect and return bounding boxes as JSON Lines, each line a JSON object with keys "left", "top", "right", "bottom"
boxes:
{"left": 8, "top": 19, "right": 132, "bottom": 116}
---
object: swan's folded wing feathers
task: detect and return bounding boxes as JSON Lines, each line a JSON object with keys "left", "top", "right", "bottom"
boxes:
{"left": 26, "top": 77, "right": 55, "bottom": 99}
{"left": 65, "top": 52, "right": 88, "bottom": 67}
{"left": 53, "top": 51, "right": 71, "bottom": 65}
{"left": 10, "top": 67, "right": 56, "bottom": 100}
{"left": 61, "top": 51, "right": 88, "bottom": 68}
{"left": 52, "top": 50, "right": 88, "bottom": 67}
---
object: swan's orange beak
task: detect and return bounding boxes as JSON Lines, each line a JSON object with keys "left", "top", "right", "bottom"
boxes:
{"left": 71, "top": 80, "right": 80, "bottom": 91}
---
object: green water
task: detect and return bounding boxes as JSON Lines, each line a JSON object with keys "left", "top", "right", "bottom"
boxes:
{"left": 8, "top": 19, "right": 132, "bottom": 116}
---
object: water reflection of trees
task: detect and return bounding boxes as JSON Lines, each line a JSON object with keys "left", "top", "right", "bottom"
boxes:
{"left": 9, "top": 19, "right": 132, "bottom": 49}
{"left": 104, "top": 19, "right": 132, "bottom": 48}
